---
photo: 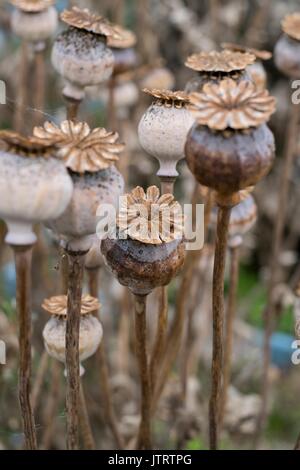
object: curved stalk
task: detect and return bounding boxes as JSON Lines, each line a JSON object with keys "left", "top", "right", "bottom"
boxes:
{"left": 209, "top": 203, "right": 231, "bottom": 450}
{"left": 134, "top": 294, "right": 152, "bottom": 450}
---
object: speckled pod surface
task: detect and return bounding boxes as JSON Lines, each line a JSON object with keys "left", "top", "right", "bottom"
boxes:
{"left": 43, "top": 314, "right": 102, "bottom": 369}
{"left": 0, "top": 152, "right": 73, "bottom": 245}
{"left": 48, "top": 165, "right": 124, "bottom": 251}
{"left": 185, "top": 124, "right": 275, "bottom": 195}
{"left": 101, "top": 234, "right": 185, "bottom": 295}
{"left": 11, "top": 7, "right": 58, "bottom": 43}
{"left": 274, "top": 34, "right": 300, "bottom": 79}
{"left": 52, "top": 27, "right": 114, "bottom": 100}
{"left": 138, "top": 103, "right": 195, "bottom": 178}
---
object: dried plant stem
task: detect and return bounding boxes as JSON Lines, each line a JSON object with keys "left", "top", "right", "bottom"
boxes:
{"left": 294, "top": 432, "right": 300, "bottom": 450}
{"left": 134, "top": 294, "right": 152, "bottom": 450}
{"left": 220, "top": 239, "right": 241, "bottom": 426}
{"left": 150, "top": 287, "right": 168, "bottom": 391}
{"left": 65, "top": 97, "right": 81, "bottom": 121}
{"left": 210, "top": 0, "right": 220, "bottom": 44}
{"left": 87, "top": 268, "right": 124, "bottom": 449}
{"left": 40, "top": 360, "right": 61, "bottom": 449}
{"left": 79, "top": 380, "right": 96, "bottom": 450}
{"left": 209, "top": 203, "right": 231, "bottom": 450}
{"left": 13, "top": 244, "right": 37, "bottom": 450}
{"left": 13, "top": 41, "right": 28, "bottom": 133}
{"left": 33, "top": 46, "right": 46, "bottom": 126}
{"left": 31, "top": 350, "right": 49, "bottom": 411}
{"left": 65, "top": 248, "right": 87, "bottom": 450}
{"left": 255, "top": 101, "right": 300, "bottom": 447}
{"left": 116, "top": 287, "right": 131, "bottom": 375}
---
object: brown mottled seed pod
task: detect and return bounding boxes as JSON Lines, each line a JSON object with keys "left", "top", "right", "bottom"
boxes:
{"left": 275, "top": 13, "right": 300, "bottom": 79}
{"left": 184, "top": 50, "right": 255, "bottom": 93}
{"left": 138, "top": 89, "right": 195, "bottom": 178}
{"left": 51, "top": 7, "right": 121, "bottom": 101}
{"left": 101, "top": 186, "right": 186, "bottom": 296}
{"left": 185, "top": 79, "right": 276, "bottom": 196}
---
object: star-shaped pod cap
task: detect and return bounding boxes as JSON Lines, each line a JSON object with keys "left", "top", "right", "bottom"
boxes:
{"left": 34, "top": 120, "right": 124, "bottom": 173}
{"left": 10, "top": 0, "right": 55, "bottom": 12}
{"left": 0, "top": 130, "right": 55, "bottom": 157}
{"left": 61, "top": 6, "right": 122, "bottom": 40}
{"left": 188, "top": 78, "right": 276, "bottom": 130}
{"left": 117, "top": 186, "right": 184, "bottom": 244}
{"left": 42, "top": 294, "right": 100, "bottom": 316}
{"left": 142, "top": 88, "right": 190, "bottom": 108}
{"left": 185, "top": 50, "right": 256, "bottom": 73}
{"left": 107, "top": 24, "right": 137, "bottom": 49}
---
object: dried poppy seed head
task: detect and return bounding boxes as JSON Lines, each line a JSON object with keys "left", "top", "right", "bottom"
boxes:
{"left": 11, "top": 3, "right": 58, "bottom": 44}
{"left": 188, "top": 79, "right": 276, "bottom": 130}
{"left": 0, "top": 131, "right": 73, "bottom": 246}
{"left": 138, "top": 89, "right": 194, "bottom": 178}
{"left": 185, "top": 79, "right": 276, "bottom": 196}
{"left": 275, "top": 13, "right": 300, "bottom": 79}
{"left": 221, "top": 43, "right": 272, "bottom": 90}
{"left": 117, "top": 186, "right": 184, "bottom": 245}
{"left": 60, "top": 7, "right": 122, "bottom": 40}
{"left": 107, "top": 25, "right": 137, "bottom": 74}
{"left": 52, "top": 8, "right": 119, "bottom": 100}
{"left": 34, "top": 120, "right": 124, "bottom": 173}
{"left": 101, "top": 186, "right": 185, "bottom": 296}
{"left": 184, "top": 50, "right": 254, "bottom": 93}
{"left": 42, "top": 294, "right": 102, "bottom": 374}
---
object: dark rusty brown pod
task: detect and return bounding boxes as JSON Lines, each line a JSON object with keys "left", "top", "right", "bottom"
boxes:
{"left": 185, "top": 123, "right": 275, "bottom": 195}
{"left": 101, "top": 234, "right": 185, "bottom": 296}
{"left": 274, "top": 34, "right": 300, "bottom": 79}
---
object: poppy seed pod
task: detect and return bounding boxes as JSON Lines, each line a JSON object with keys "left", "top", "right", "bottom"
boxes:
{"left": 11, "top": 3, "right": 58, "bottom": 45}
{"left": 184, "top": 50, "right": 255, "bottom": 93}
{"left": 274, "top": 13, "right": 300, "bottom": 79}
{"left": 138, "top": 89, "right": 195, "bottom": 179}
{"left": 51, "top": 7, "right": 121, "bottom": 101}
{"left": 221, "top": 43, "right": 272, "bottom": 90}
{"left": 101, "top": 186, "right": 185, "bottom": 296}
{"left": 0, "top": 132, "right": 73, "bottom": 246}
{"left": 185, "top": 79, "right": 276, "bottom": 197}
{"left": 42, "top": 295, "right": 103, "bottom": 376}
{"left": 34, "top": 120, "right": 125, "bottom": 252}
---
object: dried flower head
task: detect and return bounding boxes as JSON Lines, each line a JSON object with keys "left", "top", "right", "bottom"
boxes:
{"left": 42, "top": 294, "right": 100, "bottom": 317}
{"left": 10, "top": 0, "right": 54, "bottom": 12}
{"left": 282, "top": 13, "right": 300, "bottom": 41}
{"left": 107, "top": 24, "right": 137, "bottom": 49}
{"left": 185, "top": 50, "right": 256, "bottom": 73}
{"left": 142, "top": 88, "right": 189, "bottom": 108}
{"left": 0, "top": 130, "right": 55, "bottom": 157}
{"left": 188, "top": 78, "right": 276, "bottom": 130}
{"left": 61, "top": 7, "right": 122, "bottom": 40}
{"left": 221, "top": 43, "right": 272, "bottom": 61}
{"left": 33, "top": 120, "right": 124, "bottom": 173}
{"left": 117, "top": 186, "right": 184, "bottom": 244}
